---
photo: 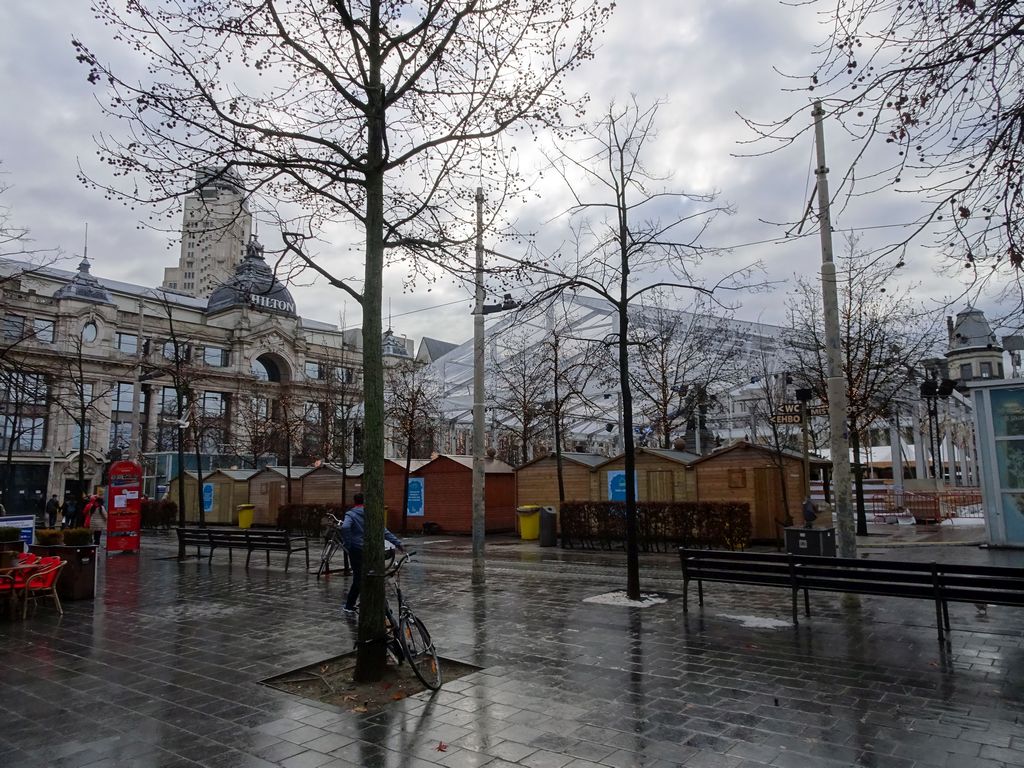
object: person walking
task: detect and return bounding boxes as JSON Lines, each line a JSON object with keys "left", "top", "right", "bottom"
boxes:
{"left": 45, "top": 494, "right": 60, "bottom": 529}
{"left": 87, "top": 495, "right": 107, "bottom": 546}
{"left": 63, "top": 497, "right": 77, "bottom": 529}
{"left": 341, "top": 492, "right": 404, "bottom": 616}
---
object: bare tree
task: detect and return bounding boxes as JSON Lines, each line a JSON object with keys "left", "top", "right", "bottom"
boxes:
{"left": 541, "top": 317, "right": 608, "bottom": 501}
{"left": 0, "top": 362, "right": 49, "bottom": 508}
{"left": 488, "top": 330, "right": 552, "bottom": 466}
{"left": 749, "top": 1, "right": 1024, "bottom": 303}
{"left": 76, "top": 0, "right": 611, "bottom": 682}
{"left": 745, "top": 341, "right": 803, "bottom": 528}
{"left": 522, "top": 99, "right": 749, "bottom": 599}
{"left": 231, "top": 385, "right": 280, "bottom": 468}
{"left": 385, "top": 359, "right": 441, "bottom": 534}
{"left": 787, "top": 235, "right": 942, "bottom": 534}
{"left": 628, "top": 293, "right": 742, "bottom": 451}
{"left": 49, "top": 335, "right": 116, "bottom": 510}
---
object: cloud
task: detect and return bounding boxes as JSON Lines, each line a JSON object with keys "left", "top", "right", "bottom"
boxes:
{"left": 0, "top": 1, "right": 1009, "bottom": 347}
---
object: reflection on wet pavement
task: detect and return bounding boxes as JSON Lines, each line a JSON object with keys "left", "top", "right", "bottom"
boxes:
{"left": 0, "top": 531, "right": 1022, "bottom": 767}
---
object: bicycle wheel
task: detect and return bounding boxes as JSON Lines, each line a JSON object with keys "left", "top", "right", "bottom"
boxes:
{"left": 316, "top": 537, "right": 338, "bottom": 577}
{"left": 385, "top": 607, "right": 405, "bottom": 663}
{"left": 398, "top": 612, "right": 441, "bottom": 690}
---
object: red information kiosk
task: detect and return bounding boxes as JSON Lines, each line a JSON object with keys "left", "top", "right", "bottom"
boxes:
{"left": 106, "top": 460, "right": 143, "bottom": 553}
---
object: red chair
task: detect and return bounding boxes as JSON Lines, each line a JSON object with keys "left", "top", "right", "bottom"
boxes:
{"left": 22, "top": 560, "right": 65, "bottom": 619}
{"left": 17, "top": 552, "right": 38, "bottom": 564}
{"left": 0, "top": 573, "right": 15, "bottom": 618}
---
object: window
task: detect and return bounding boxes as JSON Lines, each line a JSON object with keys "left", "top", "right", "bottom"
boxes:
{"left": 33, "top": 318, "right": 54, "bottom": 344}
{"left": 81, "top": 322, "right": 97, "bottom": 344}
{"left": 109, "top": 420, "right": 132, "bottom": 451}
{"left": 116, "top": 332, "right": 138, "bottom": 355}
{"left": 162, "top": 340, "right": 190, "bottom": 361}
{"left": 981, "top": 361, "right": 993, "bottom": 378}
{"left": 71, "top": 422, "right": 92, "bottom": 449}
{"left": 1, "top": 416, "right": 45, "bottom": 452}
{"left": 1, "top": 373, "right": 47, "bottom": 405}
{"left": 2, "top": 314, "right": 25, "bottom": 341}
{"left": 305, "top": 360, "right": 323, "bottom": 380}
{"left": 201, "top": 391, "right": 226, "bottom": 417}
{"left": 333, "top": 366, "right": 353, "bottom": 384}
{"left": 960, "top": 363, "right": 973, "bottom": 380}
{"left": 112, "top": 382, "right": 134, "bottom": 412}
{"left": 203, "top": 346, "right": 229, "bottom": 367}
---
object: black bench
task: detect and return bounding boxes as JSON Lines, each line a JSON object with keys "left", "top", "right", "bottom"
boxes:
{"left": 679, "top": 548, "right": 1024, "bottom": 642}
{"left": 176, "top": 528, "right": 309, "bottom": 571}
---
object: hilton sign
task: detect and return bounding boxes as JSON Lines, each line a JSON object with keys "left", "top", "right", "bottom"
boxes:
{"left": 247, "top": 293, "right": 295, "bottom": 315}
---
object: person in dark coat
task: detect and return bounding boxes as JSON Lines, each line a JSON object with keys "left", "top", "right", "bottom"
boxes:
{"left": 802, "top": 497, "right": 818, "bottom": 529}
{"left": 341, "top": 493, "right": 404, "bottom": 615}
{"left": 45, "top": 494, "right": 61, "bottom": 528}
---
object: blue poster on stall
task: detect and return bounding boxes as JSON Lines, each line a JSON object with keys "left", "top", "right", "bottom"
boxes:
{"left": 202, "top": 483, "right": 214, "bottom": 514}
{"left": 407, "top": 477, "right": 425, "bottom": 517}
{"left": 607, "top": 471, "right": 637, "bottom": 502}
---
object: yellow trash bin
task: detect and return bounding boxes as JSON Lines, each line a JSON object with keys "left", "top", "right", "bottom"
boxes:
{"left": 516, "top": 505, "right": 541, "bottom": 541}
{"left": 237, "top": 504, "right": 255, "bottom": 529}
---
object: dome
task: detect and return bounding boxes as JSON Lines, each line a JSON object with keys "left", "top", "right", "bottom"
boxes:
{"left": 53, "top": 257, "right": 115, "bottom": 305}
{"left": 206, "top": 238, "right": 296, "bottom": 317}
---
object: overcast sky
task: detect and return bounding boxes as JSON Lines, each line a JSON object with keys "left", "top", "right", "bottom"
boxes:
{"left": 0, "top": 2, "right": 1005, "bottom": 345}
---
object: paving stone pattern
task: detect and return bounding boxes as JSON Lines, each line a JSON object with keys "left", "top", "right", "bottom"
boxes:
{"left": 1, "top": 533, "right": 1023, "bottom": 768}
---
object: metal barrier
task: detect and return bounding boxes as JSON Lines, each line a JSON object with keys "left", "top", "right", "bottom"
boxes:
{"left": 868, "top": 488, "right": 983, "bottom": 523}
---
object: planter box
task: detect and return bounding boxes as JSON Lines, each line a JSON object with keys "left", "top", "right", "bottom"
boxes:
{"left": 29, "top": 544, "right": 97, "bottom": 601}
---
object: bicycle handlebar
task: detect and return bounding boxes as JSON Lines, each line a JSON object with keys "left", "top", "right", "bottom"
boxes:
{"left": 385, "top": 550, "right": 415, "bottom": 576}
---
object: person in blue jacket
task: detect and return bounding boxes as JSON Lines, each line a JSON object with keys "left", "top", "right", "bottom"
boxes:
{"left": 341, "top": 492, "right": 404, "bottom": 615}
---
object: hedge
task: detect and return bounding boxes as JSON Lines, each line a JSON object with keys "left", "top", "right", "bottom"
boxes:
{"left": 559, "top": 500, "right": 751, "bottom": 552}
{"left": 277, "top": 503, "right": 348, "bottom": 538}
{"left": 140, "top": 499, "right": 178, "bottom": 529}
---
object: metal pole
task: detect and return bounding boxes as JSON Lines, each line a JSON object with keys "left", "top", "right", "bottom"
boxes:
{"left": 801, "top": 401, "right": 811, "bottom": 500}
{"left": 129, "top": 299, "right": 145, "bottom": 460}
{"left": 891, "top": 407, "right": 904, "bottom": 490}
{"left": 812, "top": 101, "right": 856, "bottom": 558}
{"left": 471, "top": 187, "right": 486, "bottom": 585}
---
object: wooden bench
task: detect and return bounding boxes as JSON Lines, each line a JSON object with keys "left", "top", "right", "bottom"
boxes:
{"left": 176, "top": 528, "right": 309, "bottom": 571}
{"left": 679, "top": 548, "right": 1024, "bottom": 642}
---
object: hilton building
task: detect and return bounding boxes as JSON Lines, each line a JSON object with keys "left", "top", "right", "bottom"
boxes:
{"left": 0, "top": 239, "right": 364, "bottom": 515}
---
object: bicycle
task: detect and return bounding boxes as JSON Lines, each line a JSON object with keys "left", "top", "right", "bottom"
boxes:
{"left": 315, "top": 513, "right": 349, "bottom": 578}
{"left": 383, "top": 551, "right": 442, "bottom": 690}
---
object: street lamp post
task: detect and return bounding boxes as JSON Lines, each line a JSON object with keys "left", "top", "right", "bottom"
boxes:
{"left": 919, "top": 377, "right": 955, "bottom": 484}
{"left": 472, "top": 186, "right": 519, "bottom": 586}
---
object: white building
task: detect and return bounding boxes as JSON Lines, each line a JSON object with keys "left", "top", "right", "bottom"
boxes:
{"left": 161, "top": 168, "right": 252, "bottom": 298}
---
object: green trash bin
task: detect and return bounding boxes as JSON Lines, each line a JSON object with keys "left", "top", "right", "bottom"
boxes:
{"left": 516, "top": 505, "right": 541, "bottom": 541}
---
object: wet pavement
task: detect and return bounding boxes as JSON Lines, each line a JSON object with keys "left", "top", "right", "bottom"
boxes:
{"left": 2, "top": 528, "right": 1023, "bottom": 768}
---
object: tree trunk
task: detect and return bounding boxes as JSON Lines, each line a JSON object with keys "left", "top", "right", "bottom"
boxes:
{"left": 851, "top": 418, "right": 868, "bottom": 535}
{"left": 402, "top": 440, "right": 414, "bottom": 535}
{"left": 354, "top": 6, "right": 388, "bottom": 683}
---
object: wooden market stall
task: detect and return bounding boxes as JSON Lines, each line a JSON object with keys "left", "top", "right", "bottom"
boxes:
{"left": 515, "top": 452, "right": 605, "bottom": 509}
{"left": 407, "top": 454, "right": 516, "bottom": 534}
{"left": 595, "top": 447, "right": 700, "bottom": 502}
{"left": 166, "top": 468, "right": 258, "bottom": 525}
{"left": 248, "top": 466, "right": 314, "bottom": 526}
{"left": 690, "top": 440, "right": 830, "bottom": 541}
{"left": 302, "top": 463, "right": 364, "bottom": 508}
{"left": 384, "top": 458, "right": 431, "bottom": 531}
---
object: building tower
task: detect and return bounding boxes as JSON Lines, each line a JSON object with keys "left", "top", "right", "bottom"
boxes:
{"left": 945, "top": 306, "right": 1004, "bottom": 384}
{"left": 162, "top": 168, "right": 252, "bottom": 298}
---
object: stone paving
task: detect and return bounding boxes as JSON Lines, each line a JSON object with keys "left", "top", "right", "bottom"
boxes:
{"left": 1, "top": 529, "right": 1023, "bottom": 768}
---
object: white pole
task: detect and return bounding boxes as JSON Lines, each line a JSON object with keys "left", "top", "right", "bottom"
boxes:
{"left": 812, "top": 101, "right": 856, "bottom": 557}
